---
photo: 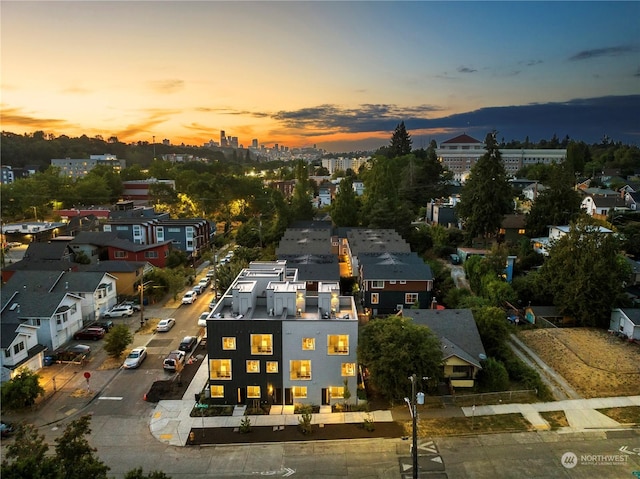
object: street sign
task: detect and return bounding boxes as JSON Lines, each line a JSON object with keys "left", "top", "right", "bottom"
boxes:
{"left": 84, "top": 372, "right": 91, "bottom": 379}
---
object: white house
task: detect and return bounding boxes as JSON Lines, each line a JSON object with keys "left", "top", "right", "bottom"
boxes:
{"left": 609, "top": 308, "right": 640, "bottom": 341}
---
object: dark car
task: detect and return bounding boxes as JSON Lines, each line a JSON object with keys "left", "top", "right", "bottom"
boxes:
{"left": 52, "top": 344, "right": 91, "bottom": 362}
{"left": 73, "top": 327, "right": 106, "bottom": 341}
{"left": 95, "top": 319, "right": 114, "bottom": 331}
{"left": 178, "top": 336, "right": 197, "bottom": 352}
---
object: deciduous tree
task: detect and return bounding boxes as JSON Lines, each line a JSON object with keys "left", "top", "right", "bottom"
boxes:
{"left": 0, "top": 367, "right": 45, "bottom": 410}
{"left": 358, "top": 316, "right": 442, "bottom": 402}
{"left": 103, "top": 324, "right": 133, "bottom": 358}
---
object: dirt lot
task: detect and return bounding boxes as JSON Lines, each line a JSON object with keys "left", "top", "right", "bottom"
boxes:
{"left": 518, "top": 327, "right": 640, "bottom": 398}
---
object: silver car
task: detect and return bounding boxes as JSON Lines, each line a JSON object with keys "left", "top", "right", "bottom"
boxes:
{"left": 156, "top": 318, "right": 176, "bottom": 332}
{"left": 104, "top": 305, "right": 134, "bottom": 318}
{"left": 123, "top": 347, "right": 147, "bottom": 369}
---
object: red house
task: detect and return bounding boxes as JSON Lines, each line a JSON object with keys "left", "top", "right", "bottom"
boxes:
{"left": 107, "top": 239, "right": 172, "bottom": 268}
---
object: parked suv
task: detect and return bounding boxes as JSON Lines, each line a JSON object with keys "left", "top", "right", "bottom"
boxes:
{"left": 181, "top": 291, "right": 197, "bottom": 304}
{"left": 73, "top": 326, "right": 106, "bottom": 341}
{"left": 179, "top": 336, "right": 197, "bottom": 352}
{"left": 104, "top": 305, "right": 134, "bottom": 318}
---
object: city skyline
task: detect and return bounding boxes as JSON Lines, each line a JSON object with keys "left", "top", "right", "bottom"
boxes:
{"left": 1, "top": 1, "right": 638, "bottom": 152}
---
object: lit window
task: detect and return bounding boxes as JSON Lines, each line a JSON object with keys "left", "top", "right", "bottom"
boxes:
{"left": 222, "top": 337, "right": 236, "bottom": 350}
{"left": 341, "top": 363, "right": 356, "bottom": 376}
{"left": 247, "top": 386, "right": 261, "bottom": 398}
{"left": 329, "top": 386, "right": 344, "bottom": 399}
{"left": 210, "top": 359, "right": 232, "bottom": 379}
{"left": 292, "top": 386, "right": 307, "bottom": 398}
{"left": 290, "top": 360, "right": 312, "bottom": 380}
{"left": 518, "top": 229, "right": 526, "bottom": 235}
{"left": 266, "top": 361, "right": 278, "bottom": 373}
{"left": 251, "top": 334, "right": 273, "bottom": 355}
{"left": 371, "top": 293, "right": 379, "bottom": 304}
{"left": 210, "top": 385, "right": 224, "bottom": 398}
{"left": 328, "top": 335, "right": 349, "bottom": 355}
{"left": 246, "top": 360, "right": 260, "bottom": 373}
{"left": 405, "top": 293, "right": 418, "bottom": 304}
{"left": 302, "top": 338, "right": 315, "bottom": 350}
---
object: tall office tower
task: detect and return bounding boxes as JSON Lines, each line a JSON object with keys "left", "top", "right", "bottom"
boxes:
{"left": 220, "top": 130, "right": 227, "bottom": 147}
{"left": 252, "top": 139, "right": 258, "bottom": 148}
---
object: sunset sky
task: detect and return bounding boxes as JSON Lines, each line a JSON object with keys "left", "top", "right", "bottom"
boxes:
{"left": 1, "top": 1, "right": 638, "bottom": 152}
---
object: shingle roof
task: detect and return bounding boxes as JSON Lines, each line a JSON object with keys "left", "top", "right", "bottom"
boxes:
{"left": 70, "top": 231, "right": 120, "bottom": 246}
{"left": 80, "top": 260, "right": 147, "bottom": 273}
{"left": 23, "top": 242, "right": 71, "bottom": 261}
{"left": 406, "top": 309, "right": 487, "bottom": 368}
{"left": 360, "top": 252, "right": 433, "bottom": 281}
{"left": 620, "top": 308, "right": 640, "bottom": 326}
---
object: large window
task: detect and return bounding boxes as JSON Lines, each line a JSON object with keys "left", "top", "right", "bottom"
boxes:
{"left": 329, "top": 386, "right": 344, "bottom": 399}
{"left": 290, "top": 360, "right": 312, "bottom": 380}
{"left": 144, "top": 251, "right": 158, "bottom": 259}
{"left": 341, "top": 363, "right": 356, "bottom": 376}
{"left": 371, "top": 281, "right": 384, "bottom": 289}
{"left": 210, "top": 385, "right": 224, "bottom": 398}
{"left": 292, "top": 386, "right": 307, "bottom": 398}
{"left": 371, "top": 293, "right": 379, "bottom": 304}
{"left": 246, "top": 360, "right": 260, "bottom": 373}
{"left": 251, "top": 334, "right": 273, "bottom": 355}
{"left": 222, "top": 337, "right": 236, "bottom": 350}
{"left": 247, "top": 386, "right": 261, "bottom": 399}
{"left": 114, "top": 251, "right": 127, "bottom": 259}
{"left": 327, "top": 335, "right": 349, "bottom": 355}
{"left": 13, "top": 342, "right": 25, "bottom": 355}
{"left": 302, "top": 338, "right": 315, "bottom": 350}
{"left": 405, "top": 293, "right": 418, "bottom": 304}
{"left": 210, "top": 359, "right": 232, "bottom": 379}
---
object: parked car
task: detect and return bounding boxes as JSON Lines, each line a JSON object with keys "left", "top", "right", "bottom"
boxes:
{"left": 198, "top": 277, "right": 211, "bottom": 288}
{"left": 163, "top": 350, "right": 186, "bottom": 371}
{"left": 123, "top": 346, "right": 147, "bottom": 369}
{"left": 73, "top": 326, "right": 106, "bottom": 341}
{"left": 104, "top": 305, "right": 134, "bottom": 318}
{"left": 192, "top": 284, "right": 205, "bottom": 294}
{"left": 449, "top": 253, "right": 461, "bottom": 265}
{"left": 209, "top": 299, "right": 216, "bottom": 310}
{"left": 0, "top": 421, "right": 14, "bottom": 438}
{"left": 53, "top": 344, "right": 91, "bottom": 362}
{"left": 156, "top": 318, "right": 176, "bottom": 332}
{"left": 95, "top": 319, "right": 114, "bottom": 331}
{"left": 120, "top": 300, "right": 142, "bottom": 312}
{"left": 206, "top": 268, "right": 216, "bottom": 278}
{"left": 179, "top": 336, "right": 198, "bottom": 352}
{"left": 198, "top": 311, "right": 209, "bottom": 328}
{"left": 181, "top": 290, "right": 197, "bottom": 304}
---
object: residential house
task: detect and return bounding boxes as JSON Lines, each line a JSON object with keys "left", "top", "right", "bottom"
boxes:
{"left": 205, "top": 261, "right": 358, "bottom": 407}
{"left": 531, "top": 224, "right": 614, "bottom": 256}
{"left": 359, "top": 252, "right": 433, "bottom": 316}
{"left": 522, "top": 182, "right": 548, "bottom": 202}
{"left": 406, "top": 309, "right": 487, "bottom": 388}
{"left": 1, "top": 272, "right": 85, "bottom": 377}
{"left": 1, "top": 221, "right": 67, "bottom": 245}
{"left": 624, "top": 191, "right": 640, "bottom": 211}
{"left": 498, "top": 214, "right": 527, "bottom": 245}
{"left": 581, "top": 195, "right": 628, "bottom": 221}
{"left": 276, "top": 228, "right": 333, "bottom": 257}
{"left": 121, "top": 178, "right": 176, "bottom": 201}
{"left": 69, "top": 231, "right": 120, "bottom": 263}
{"left": 317, "top": 181, "right": 336, "bottom": 207}
{"left": 81, "top": 260, "right": 150, "bottom": 296}
{"left": 609, "top": 308, "right": 640, "bottom": 341}
{"left": 154, "top": 218, "right": 213, "bottom": 258}
{"left": 48, "top": 271, "right": 118, "bottom": 322}
{"left": 1, "top": 240, "right": 77, "bottom": 283}
{"left": 0, "top": 308, "right": 44, "bottom": 382}
{"left": 108, "top": 238, "right": 172, "bottom": 268}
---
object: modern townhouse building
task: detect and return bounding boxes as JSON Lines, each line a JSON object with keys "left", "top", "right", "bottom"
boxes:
{"left": 51, "top": 154, "right": 126, "bottom": 179}
{"left": 204, "top": 261, "right": 359, "bottom": 408}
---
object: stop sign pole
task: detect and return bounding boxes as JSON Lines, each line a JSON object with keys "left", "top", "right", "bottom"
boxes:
{"left": 84, "top": 371, "right": 91, "bottom": 391}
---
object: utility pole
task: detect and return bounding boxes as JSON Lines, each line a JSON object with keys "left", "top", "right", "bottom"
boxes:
{"left": 410, "top": 374, "right": 418, "bottom": 479}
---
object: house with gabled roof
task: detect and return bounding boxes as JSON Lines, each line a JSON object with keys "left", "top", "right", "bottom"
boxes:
{"left": 107, "top": 238, "right": 172, "bottom": 268}
{"left": 404, "top": 309, "right": 487, "bottom": 388}
{"left": 609, "top": 308, "right": 640, "bottom": 341}
{"left": 276, "top": 228, "right": 333, "bottom": 256}
{"left": 48, "top": 271, "right": 118, "bottom": 321}
{"left": 276, "top": 255, "right": 339, "bottom": 292}
{"left": 1, "top": 272, "right": 85, "bottom": 380}
{"left": 359, "top": 252, "right": 433, "bottom": 316}
{"left": 81, "top": 260, "right": 150, "bottom": 296}
{"left": 581, "top": 194, "right": 628, "bottom": 220}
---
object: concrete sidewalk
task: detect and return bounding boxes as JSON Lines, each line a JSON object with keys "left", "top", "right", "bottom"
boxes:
{"left": 461, "top": 396, "right": 640, "bottom": 431}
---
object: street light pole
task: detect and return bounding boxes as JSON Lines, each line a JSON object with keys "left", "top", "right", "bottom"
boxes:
{"left": 139, "top": 280, "right": 153, "bottom": 327}
{"left": 410, "top": 374, "right": 418, "bottom": 479}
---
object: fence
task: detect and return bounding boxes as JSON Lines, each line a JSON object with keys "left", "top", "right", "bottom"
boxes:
{"left": 441, "top": 389, "right": 537, "bottom": 407}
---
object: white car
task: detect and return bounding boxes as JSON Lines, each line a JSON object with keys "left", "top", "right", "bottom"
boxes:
{"left": 156, "top": 318, "right": 176, "bottom": 332}
{"left": 123, "top": 347, "right": 147, "bottom": 369}
{"left": 198, "top": 311, "right": 210, "bottom": 328}
{"left": 163, "top": 350, "right": 186, "bottom": 371}
{"left": 104, "top": 305, "right": 134, "bottom": 318}
{"left": 182, "top": 290, "right": 198, "bottom": 304}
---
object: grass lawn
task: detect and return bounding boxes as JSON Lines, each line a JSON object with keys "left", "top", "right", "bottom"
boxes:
{"left": 539, "top": 410, "right": 569, "bottom": 429}
{"left": 405, "top": 413, "right": 533, "bottom": 437}
{"left": 597, "top": 406, "right": 640, "bottom": 425}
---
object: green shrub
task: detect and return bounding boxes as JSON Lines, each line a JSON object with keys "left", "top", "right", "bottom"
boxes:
{"left": 239, "top": 417, "right": 251, "bottom": 434}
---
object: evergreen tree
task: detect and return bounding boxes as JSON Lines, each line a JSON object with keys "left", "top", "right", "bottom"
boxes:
{"left": 456, "top": 132, "right": 513, "bottom": 243}
{"left": 389, "top": 121, "right": 412, "bottom": 157}
{"left": 330, "top": 177, "right": 360, "bottom": 227}
{"left": 290, "top": 160, "right": 314, "bottom": 221}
